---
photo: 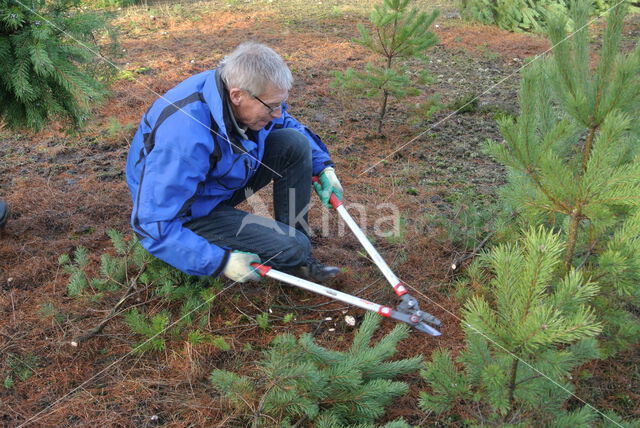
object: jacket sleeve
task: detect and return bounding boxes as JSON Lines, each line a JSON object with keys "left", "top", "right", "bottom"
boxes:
{"left": 279, "top": 111, "right": 334, "bottom": 175}
{"left": 132, "top": 134, "right": 230, "bottom": 277}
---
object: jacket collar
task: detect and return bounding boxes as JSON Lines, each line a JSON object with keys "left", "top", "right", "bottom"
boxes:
{"left": 200, "top": 70, "right": 253, "bottom": 155}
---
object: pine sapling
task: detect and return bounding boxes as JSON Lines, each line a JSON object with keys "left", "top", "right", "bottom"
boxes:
{"left": 332, "top": 0, "right": 439, "bottom": 134}
{"left": 485, "top": 1, "right": 640, "bottom": 355}
{"left": 420, "top": 227, "right": 602, "bottom": 425}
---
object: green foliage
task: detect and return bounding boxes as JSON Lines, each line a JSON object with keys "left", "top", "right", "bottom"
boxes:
{"left": 315, "top": 417, "right": 411, "bottom": 428}
{"left": 124, "top": 308, "right": 169, "bottom": 353}
{"left": 420, "top": 227, "right": 602, "bottom": 424}
{"left": 447, "top": 92, "right": 479, "bottom": 114}
{"left": 186, "top": 329, "right": 231, "bottom": 350}
{"left": 457, "top": 0, "right": 621, "bottom": 32}
{"left": 61, "top": 230, "right": 225, "bottom": 354}
{"left": 210, "top": 312, "right": 421, "bottom": 427}
{"left": 106, "top": 116, "right": 135, "bottom": 140}
{"left": 37, "top": 302, "right": 64, "bottom": 322}
{"left": 59, "top": 230, "right": 143, "bottom": 296}
{"left": 81, "top": 0, "right": 140, "bottom": 9}
{"left": 485, "top": 1, "right": 640, "bottom": 355}
{"left": 3, "top": 375, "right": 13, "bottom": 389}
{"left": 599, "top": 411, "right": 640, "bottom": 428}
{"left": 2, "top": 353, "right": 39, "bottom": 389}
{"left": 210, "top": 335, "right": 231, "bottom": 351}
{"left": 418, "top": 349, "right": 470, "bottom": 413}
{"left": 426, "top": 192, "right": 501, "bottom": 252}
{"left": 0, "top": 0, "right": 116, "bottom": 131}
{"left": 332, "top": 0, "right": 439, "bottom": 133}
{"left": 255, "top": 312, "right": 270, "bottom": 330}
{"left": 149, "top": 262, "right": 223, "bottom": 330}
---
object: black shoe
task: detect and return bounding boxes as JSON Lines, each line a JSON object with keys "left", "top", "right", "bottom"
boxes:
{"left": 295, "top": 257, "right": 340, "bottom": 283}
{"left": 0, "top": 200, "right": 8, "bottom": 229}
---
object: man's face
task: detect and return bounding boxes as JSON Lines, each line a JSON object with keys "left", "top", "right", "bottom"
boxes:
{"left": 229, "top": 86, "right": 288, "bottom": 131}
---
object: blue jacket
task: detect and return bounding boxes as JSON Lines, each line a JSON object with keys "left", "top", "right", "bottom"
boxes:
{"left": 125, "top": 70, "right": 333, "bottom": 276}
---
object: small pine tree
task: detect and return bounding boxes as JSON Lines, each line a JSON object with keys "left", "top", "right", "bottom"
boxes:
{"left": 332, "top": 0, "right": 439, "bottom": 134}
{"left": 210, "top": 312, "right": 421, "bottom": 427}
{"left": 0, "top": 0, "right": 113, "bottom": 131}
{"left": 420, "top": 227, "right": 602, "bottom": 425}
{"left": 485, "top": 1, "right": 640, "bottom": 355}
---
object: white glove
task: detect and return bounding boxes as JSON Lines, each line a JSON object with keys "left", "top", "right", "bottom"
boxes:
{"left": 222, "top": 250, "right": 262, "bottom": 282}
{"left": 313, "top": 167, "right": 343, "bottom": 208}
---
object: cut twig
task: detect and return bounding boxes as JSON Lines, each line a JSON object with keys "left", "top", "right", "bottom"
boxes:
{"left": 70, "top": 263, "right": 148, "bottom": 346}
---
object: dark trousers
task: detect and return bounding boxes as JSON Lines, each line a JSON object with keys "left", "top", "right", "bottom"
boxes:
{"left": 185, "top": 129, "right": 313, "bottom": 270}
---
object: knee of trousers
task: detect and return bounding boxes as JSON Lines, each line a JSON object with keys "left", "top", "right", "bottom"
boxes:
{"left": 277, "top": 232, "right": 311, "bottom": 266}
{"left": 270, "top": 129, "right": 312, "bottom": 164}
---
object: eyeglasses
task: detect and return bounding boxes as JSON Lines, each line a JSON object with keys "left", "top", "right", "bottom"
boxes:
{"left": 253, "top": 94, "right": 284, "bottom": 115}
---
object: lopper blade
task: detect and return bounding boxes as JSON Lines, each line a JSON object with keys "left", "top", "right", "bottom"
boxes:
{"left": 389, "top": 307, "right": 441, "bottom": 336}
{"left": 414, "top": 322, "right": 442, "bottom": 336}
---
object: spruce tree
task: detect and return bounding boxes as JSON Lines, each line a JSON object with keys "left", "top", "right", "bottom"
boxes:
{"left": 420, "top": 227, "right": 602, "bottom": 425}
{"left": 332, "top": 0, "right": 439, "bottom": 134}
{"left": 485, "top": 1, "right": 640, "bottom": 356}
{"left": 210, "top": 312, "right": 421, "bottom": 427}
{"left": 0, "top": 0, "right": 111, "bottom": 131}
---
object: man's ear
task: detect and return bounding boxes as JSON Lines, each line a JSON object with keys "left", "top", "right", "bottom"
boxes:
{"left": 228, "top": 88, "right": 245, "bottom": 106}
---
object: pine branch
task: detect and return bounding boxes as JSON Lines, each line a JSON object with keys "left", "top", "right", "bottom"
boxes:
{"left": 581, "top": 123, "right": 601, "bottom": 174}
{"left": 526, "top": 165, "right": 571, "bottom": 214}
{"left": 514, "top": 373, "right": 543, "bottom": 387}
{"left": 70, "top": 261, "right": 148, "bottom": 346}
{"left": 564, "top": 209, "right": 582, "bottom": 270}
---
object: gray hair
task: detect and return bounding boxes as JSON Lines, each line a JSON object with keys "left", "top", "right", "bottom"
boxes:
{"left": 218, "top": 41, "right": 293, "bottom": 96}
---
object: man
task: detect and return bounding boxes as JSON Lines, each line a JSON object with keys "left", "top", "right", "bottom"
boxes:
{"left": 126, "top": 42, "right": 343, "bottom": 283}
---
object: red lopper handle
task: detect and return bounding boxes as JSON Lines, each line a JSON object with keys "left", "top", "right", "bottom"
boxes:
{"left": 312, "top": 176, "right": 343, "bottom": 209}
{"left": 251, "top": 263, "right": 272, "bottom": 277}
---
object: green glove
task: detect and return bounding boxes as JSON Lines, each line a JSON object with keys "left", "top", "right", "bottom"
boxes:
{"left": 222, "top": 250, "right": 261, "bottom": 282}
{"left": 313, "top": 167, "right": 343, "bottom": 208}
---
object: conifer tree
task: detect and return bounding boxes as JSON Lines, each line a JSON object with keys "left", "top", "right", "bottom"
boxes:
{"left": 210, "top": 312, "right": 421, "bottom": 427}
{"left": 0, "top": 0, "right": 112, "bottom": 131}
{"left": 332, "top": 0, "right": 439, "bottom": 134}
{"left": 420, "top": 227, "right": 602, "bottom": 425}
{"left": 485, "top": 1, "right": 640, "bottom": 355}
